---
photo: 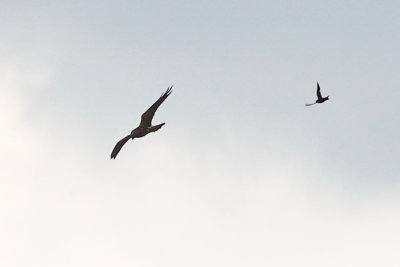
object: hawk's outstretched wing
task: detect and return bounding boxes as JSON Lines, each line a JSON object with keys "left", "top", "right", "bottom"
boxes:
{"left": 316, "top": 82, "right": 322, "bottom": 100}
{"left": 110, "top": 134, "right": 132, "bottom": 159}
{"left": 139, "top": 86, "right": 173, "bottom": 128}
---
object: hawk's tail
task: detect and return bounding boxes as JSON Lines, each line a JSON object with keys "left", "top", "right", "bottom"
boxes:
{"left": 148, "top": 123, "right": 165, "bottom": 133}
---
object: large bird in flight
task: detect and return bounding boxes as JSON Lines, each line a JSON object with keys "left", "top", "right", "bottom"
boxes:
{"left": 111, "top": 86, "right": 173, "bottom": 159}
{"left": 305, "top": 82, "right": 329, "bottom": 106}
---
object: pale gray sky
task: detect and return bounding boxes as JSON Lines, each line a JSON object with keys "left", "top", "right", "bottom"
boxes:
{"left": 1, "top": 1, "right": 399, "bottom": 266}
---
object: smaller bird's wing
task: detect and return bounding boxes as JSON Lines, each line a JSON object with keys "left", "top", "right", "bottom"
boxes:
{"left": 316, "top": 82, "right": 322, "bottom": 99}
{"left": 111, "top": 134, "right": 132, "bottom": 159}
{"left": 139, "top": 86, "right": 173, "bottom": 127}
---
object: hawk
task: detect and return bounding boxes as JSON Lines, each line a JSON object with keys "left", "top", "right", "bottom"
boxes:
{"left": 111, "top": 86, "right": 173, "bottom": 159}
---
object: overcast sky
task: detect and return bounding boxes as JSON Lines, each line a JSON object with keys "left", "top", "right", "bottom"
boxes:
{"left": 1, "top": 1, "right": 400, "bottom": 266}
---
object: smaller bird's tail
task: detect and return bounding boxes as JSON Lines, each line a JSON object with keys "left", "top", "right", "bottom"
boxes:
{"left": 305, "top": 103, "right": 316, "bottom": 106}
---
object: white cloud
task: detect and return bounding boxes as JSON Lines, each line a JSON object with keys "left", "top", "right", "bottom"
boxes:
{"left": 2, "top": 84, "right": 399, "bottom": 266}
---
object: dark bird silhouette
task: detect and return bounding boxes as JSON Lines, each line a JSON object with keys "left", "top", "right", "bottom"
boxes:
{"left": 305, "top": 82, "right": 329, "bottom": 106}
{"left": 110, "top": 86, "right": 173, "bottom": 159}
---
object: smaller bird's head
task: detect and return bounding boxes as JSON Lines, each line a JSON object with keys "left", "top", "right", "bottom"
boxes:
{"left": 326, "top": 96, "right": 330, "bottom": 100}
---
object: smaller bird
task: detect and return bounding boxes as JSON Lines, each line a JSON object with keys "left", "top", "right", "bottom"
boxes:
{"left": 305, "top": 82, "right": 329, "bottom": 106}
{"left": 111, "top": 86, "right": 173, "bottom": 159}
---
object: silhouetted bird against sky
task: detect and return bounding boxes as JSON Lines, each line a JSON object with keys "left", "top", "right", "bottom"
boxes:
{"left": 111, "top": 86, "right": 173, "bottom": 159}
{"left": 305, "top": 82, "right": 329, "bottom": 106}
